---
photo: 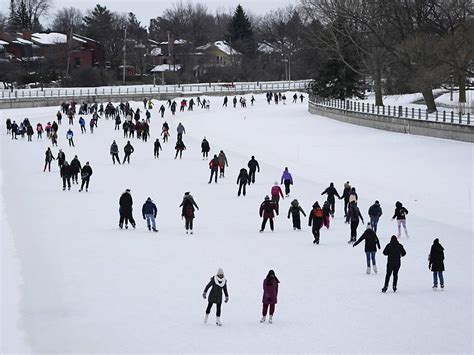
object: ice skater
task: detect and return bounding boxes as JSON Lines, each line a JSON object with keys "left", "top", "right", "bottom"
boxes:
{"left": 180, "top": 192, "right": 199, "bottom": 234}
{"left": 260, "top": 270, "right": 279, "bottom": 324}
{"left": 382, "top": 235, "right": 406, "bottom": 293}
{"left": 287, "top": 199, "right": 306, "bottom": 230}
{"left": 203, "top": 268, "right": 229, "bottom": 326}
{"left": 353, "top": 223, "right": 381, "bottom": 274}
{"left": 308, "top": 202, "right": 323, "bottom": 244}
{"left": 142, "top": 197, "right": 158, "bottom": 232}
{"left": 280, "top": 167, "right": 293, "bottom": 197}
{"left": 392, "top": 201, "right": 409, "bottom": 238}
{"left": 428, "top": 238, "right": 445, "bottom": 290}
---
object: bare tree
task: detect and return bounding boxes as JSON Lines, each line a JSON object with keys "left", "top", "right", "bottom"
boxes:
{"left": 51, "top": 7, "right": 83, "bottom": 33}
{"left": 0, "top": 12, "right": 7, "bottom": 31}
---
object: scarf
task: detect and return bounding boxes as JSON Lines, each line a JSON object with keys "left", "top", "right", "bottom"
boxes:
{"left": 214, "top": 275, "right": 226, "bottom": 287}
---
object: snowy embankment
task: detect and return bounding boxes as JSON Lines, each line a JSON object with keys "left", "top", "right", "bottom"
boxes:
{"left": 1, "top": 93, "right": 472, "bottom": 353}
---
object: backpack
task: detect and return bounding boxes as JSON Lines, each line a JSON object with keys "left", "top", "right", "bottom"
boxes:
{"left": 314, "top": 208, "right": 323, "bottom": 218}
{"left": 185, "top": 203, "right": 194, "bottom": 217}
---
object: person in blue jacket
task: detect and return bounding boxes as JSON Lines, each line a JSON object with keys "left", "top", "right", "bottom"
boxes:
{"left": 78, "top": 117, "right": 86, "bottom": 133}
{"left": 142, "top": 197, "right": 158, "bottom": 232}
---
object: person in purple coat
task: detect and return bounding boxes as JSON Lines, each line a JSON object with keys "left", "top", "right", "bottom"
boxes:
{"left": 280, "top": 167, "right": 293, "bottom": 197}
{"left": 260, "top": 270, "right": 280, "bottom": 324}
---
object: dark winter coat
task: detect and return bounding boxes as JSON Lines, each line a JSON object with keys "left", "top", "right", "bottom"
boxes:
{"left": 45, "top": 150, "right": 54, "bottom": 162}
{"left": 124, "top": 143, "right": 134, "bottom": 155}
{"left": 70, "top": 158, "right": 82, "bottom": 173}
{"left": 392, "top": 202, "right": 408, "bottom": 220}
{"left": 248, "top": 158, "right": 260, "bottom": 172}
{"left": 180, "top": 196, "right": 198, "bottom": 218}
{"left": 119, "top": 192, "right": 133, "bottom": 209}
{"left": 368, "top": 203, "right": 383, "bottom": 218}
{"left": 218, "top": 152, "right": 228, "bottom": 167}
{"left": 237, "top": 169, "right": 249, "bottom": 184}
{"left": 288, "top": 205, "right": 306, "bottom": 218}
{"left": 321, "top": 184, "right": 341, "bottom": 202}
{"left": 341, "top": 184, "right": 351, "bottom": 201}
{"left": 262, "top": 276, "right": 279, "bottom": 304}
{"left": 383, "top": 240, "right": 406, "bottom": 265}
{"left": 429, "top": 242, "right": 445, "bottom": 272}
{"left": 260, "top": 200, "right": 278, "bottom": 218}
{"left": 110, "top": 143, "right": 119, "bottom": 154}
{"left": 201, "top": 140, "right": 210, "bottom": 153}
{"left": 142, "top": 200, "right": 157, "bottom": 218}
{"left": 353, "top": 229, "right": 381, "bottom": 252}
{"left": 60, "top": 164, "right": 72, "bottom": 178}
{"left": 204, "top": 276, "right": 228, "bottom": 304}
{"left": 308, "top": 206, "right": 323, "bottom": 228}
{"left": 154, "top": 140, "right": 162, "bottom": 150}
{"left": 347, "top": 203, "right": 364, "bottom": 223}
{"left": 175, "top": 141, "right": 186, "bottom": 151}
{"left": 81, "top": 165, "right": 93, "bottom": 179}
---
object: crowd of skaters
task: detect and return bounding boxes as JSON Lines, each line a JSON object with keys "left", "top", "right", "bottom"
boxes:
{"left": 5, "top": 91, "right": 446, "bottom": 326}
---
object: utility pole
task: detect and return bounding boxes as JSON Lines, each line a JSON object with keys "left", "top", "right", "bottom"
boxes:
{"left": 123, "top": 28, "right": 127, "bottom": 84}
{"left": 66, "top": 24, "right": 73, "bottom": 78}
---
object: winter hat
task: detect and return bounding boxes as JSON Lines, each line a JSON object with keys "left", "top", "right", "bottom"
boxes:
{"left": 366, "top": 223, "right": 372, "bottom": 229}
{"left": 434, "top": 238, "right": 439, "bottom": 244}
{"left": 274, "top": 181, "right": 279, "bottom": 186}
{"left": 391, "top": 235, "right": 397, "bottom": 242}
{"left": 217, "top": 268, "right": 224, "bottom": 276}
{"left": 147, "top": 197, "right": 152, "bottom": 202}
{"left": 126, "top": 189, "right": 131, "bottom": 192}
{"left": 375, "top": 200, "right": 379, "bottom": 204}
{"left": 184, "top": 192, "right": 190, "bottom": 195}
{"left": 265, "top": 195, "right": 270, "bottom": 200}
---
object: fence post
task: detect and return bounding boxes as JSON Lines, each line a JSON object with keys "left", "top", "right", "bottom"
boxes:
{"left": 418, "top": 109, "right": 421, "bottom": 119}
{"left": 382, "top": 106, "right": 385, "bottom": 115}
{"left": 405, "top": 107, "right": 408, "bottom": 117}
{"left": 362, "top": 102, "right": 364, "bottom": 112}
{"left": 443, "top": 111, "right": 446, "bottom": 122}
{"left": 388, "top": 106, "right": 390, "bottom": 116}
{"left": 458, "top": 112, "right": 462, "bottom": 124}
{"left": 377, "top": 105, "right": 379, "bottom": 115}
{"left": 467, "top": 113, "right": 470, "bottom": 125}
{"left": 450, "top": 111, "right": 454, "bottom": 123}
{"left": 436, "top": 111, "right": 438, "bottom": 121}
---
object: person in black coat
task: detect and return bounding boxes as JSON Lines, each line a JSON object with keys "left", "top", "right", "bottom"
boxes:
{"left": 153, "top": 139, "right": 162, "bottom": 158}
{"left": 123, "top": 141, "right": 134, "bottom": 164}
{"left": 70, "top": 155, "right": 82, "bottom": 184}
{"left": 429, "top": 238, "right": 445, "bottom": 289}
{"left": 353, "top": 223, "right": 381, "bottom": 274}
{"left": 308, "top": 202, "right": 323, "bottom": 244}
{"left": 321, "top": 182, "right": 341, "bottom": 216}
{"left": 382, "top": 235, "right": 406, "bottom": 292}
{"left": 119, "top": 189, "right": 136, "bottom": 229}
{"left": 340, "top": 181, "right": 351, "bottom": 217}
{"left": 60, "top": 161, "right": 72, "bottom": 190}
{"left": 79, "top": 162, "right": 93, "bottom": 192}
{"left": 368, "top": 201, "right": 383, "bottom": 233}
{"left": 179, "top": 192, "right": 199, "bottom": 234}
{"left": 347, "top": 201, "right": 364, "bottom": 243}
{"left": 203, "top": 268, "right": 229, "bottom": 326}
{"left": 43, "top": 147, "right": 55, "bottom": 172}
{"left": 288, "top": 199, "right": 306, "bottom": 230}
{"left": 392, "top": 201, "right": 409, "bottom": 238}
{"left": 57, "top": 149, "right": 66, "bottom": 168}
{"left": 236, "top": 168, "right": 249, "bottom": 196}
{"left": 247, "top": 156, "right": 260, "bottom": 184}
{"left": 201, "top": 138, "right": 210, "bottom": 159}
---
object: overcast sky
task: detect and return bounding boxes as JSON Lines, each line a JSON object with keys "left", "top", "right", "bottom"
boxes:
{"left": 2, "top": 0, "right": 298, "bottom": 27}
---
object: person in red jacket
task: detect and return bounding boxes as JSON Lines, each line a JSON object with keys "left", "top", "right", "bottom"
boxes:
{"left": 260, "top": 270, "right": 280, "bottom": 324}
{"left": 208, "top": 154, "right": 222, "bottom": 183}
{"left": 259, "top": 196, "right": 278, "bottom": 232}
{"left": 271, "top": 182, "right": 284, "bottom": 209}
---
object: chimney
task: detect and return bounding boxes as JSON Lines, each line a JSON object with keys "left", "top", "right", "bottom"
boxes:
{"left": 23, "top": 31, "right": 32, "bottom": 41}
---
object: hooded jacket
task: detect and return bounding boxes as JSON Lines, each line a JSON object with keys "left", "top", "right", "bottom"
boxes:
{"left": 142, "top": 199, "right": 157, "bottom": 218}
{"left": 383, "top": 239, "right": 406, "bottom": 264}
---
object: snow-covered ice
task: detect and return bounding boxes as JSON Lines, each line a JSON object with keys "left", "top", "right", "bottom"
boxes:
{"left": 1, "top": 93, "right": 472, "bottom": 353}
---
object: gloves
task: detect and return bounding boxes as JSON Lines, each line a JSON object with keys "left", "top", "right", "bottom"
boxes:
{"left": 225, "top": 297, "right": 229, "bottom": 303}
{"left": 202, "top": 292, "right": 206, "bottom": 299}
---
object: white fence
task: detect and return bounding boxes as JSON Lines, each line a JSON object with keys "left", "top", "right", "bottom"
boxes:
{"left": 0, "top": 80, "right": 311, "bottom": 101}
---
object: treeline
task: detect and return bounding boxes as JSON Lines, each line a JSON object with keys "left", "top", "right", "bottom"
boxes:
{"left": 1, "top": 0, "right": 472, "bottom": 110}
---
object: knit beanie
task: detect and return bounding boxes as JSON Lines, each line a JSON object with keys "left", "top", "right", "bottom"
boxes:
{"left": 391, "top": 235, "right": 397, "bottom": 242}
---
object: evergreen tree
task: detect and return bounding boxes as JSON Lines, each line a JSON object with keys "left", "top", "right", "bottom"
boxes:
{"left": 227, "top": 5, "right": 256, "bottom": 57}
{"left": 311, "top": 58, "right": 365, "bottom": 100}
{"left": 12, "top": 0, "right": 31, "bottom": 31}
